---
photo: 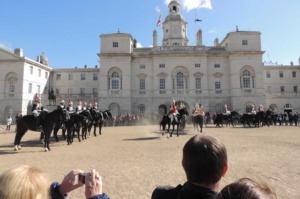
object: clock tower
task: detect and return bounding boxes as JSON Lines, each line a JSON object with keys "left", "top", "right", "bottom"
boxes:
{"left": 162, "top": 0, "right": 189, "bottom": 46}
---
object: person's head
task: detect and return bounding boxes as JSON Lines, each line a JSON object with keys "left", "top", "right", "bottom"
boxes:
{"left": 182, "top": 134, "right": 228, "bottom": 188}
{"left": 0, "top": 165, "right": 50, "bottom": 199}
{"left": 217, "top": 178, "right": 277, "bottom": 199}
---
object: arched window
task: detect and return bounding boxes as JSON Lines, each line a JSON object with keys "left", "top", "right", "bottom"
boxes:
{"left": 240, "top": 68, "right": 255, "bottom": 89}
{"left": 111, "top": 72, "right": 120, "bottom": 90}
{"left": 242, "top": 70, "right": 251, "bottom": 88}
{"left": 176, "top": 72, "right": 184, "bottom": 90}
{"left": 108, "top": 103, "right": 120, "bottom": 116}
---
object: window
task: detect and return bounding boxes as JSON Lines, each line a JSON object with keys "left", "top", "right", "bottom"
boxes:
{"left": 280, "top": 86, "right": 285, "bottom": 93}
{"left": 176, "top": 72, "right": 184, "bottom": 90}
{"left": 81, "top": 74, "right": 85, "bottom": 80}
{"left": 160, "top": 79, "right": 165, "bottom": 90}
{"left": 93, "top": 73, "right": 98, "bottom": 80}
{"left": 266, "top": 71, "right": 271, "bottom": 78}
{"left": 214, "top": 64, "right": 220, "bottom": 68}
{"left": 37, "top": 85, "right": 40, "bottom": 94}
{"left": 242, "top": 40, "right": 248, "bottom": 45}
{"left": 140, "top": 79, "right": 145, "bottom": 90}
{"left": 195, "top": 78, "right": 201, "bottom": 89}
{"left": 28, "top": 83, "right": 32, "bottom": 93}
{"left": 292, "top": 71, "right": 296, "bottom": 78}
{"left": 56, "top": 74, "right": 61, "bottom": 80}
{"left": 140, "top": 64, "right": 145, "bottom": 69}
{"left": 68, "top": 74, "right": 73, "bottom": 80}
{"left": 215, "top": 80, "right": 221, "bottom": 89}
{"left": 113, "top": 42, "right": 118, "bottom": 47}
{"left": 30, "top": 66, "right": 33, "bottom": 74}
{"left": 38, "top": 69, "right": 41, "bottom": 77}
{"left": 9, "top": 82, "right": 15, "bottom": 96}
{"left": 93, "top": 88, "right": 98, "bottom": 96}
{"left": 279, "top": 71, "right": 283, "bottom": 78}
{"left": 195, "top": 64, "right": 201, "bottom": 68}
{"left": 294, "top": 86, "right": 298, "bottom": 93}
{"left": 159, "top": 64, "right": 165, "bottom": 68}
{"left": 80, "top": 88, "right": 85, "bottom": 95}
{"left": 111, "top": 72, "right": 120, "bottom": 90}
{"left": 242, "top": 70, "right": 251, "bottom": 88}
{"left": 139, "top": 104, "right": 145, "bottom": 115}
{"left": 45, "top": 72, "right": 48, "bottom": 79}
{"left": 68, "top": 88, "right": 72, "bottom": 95}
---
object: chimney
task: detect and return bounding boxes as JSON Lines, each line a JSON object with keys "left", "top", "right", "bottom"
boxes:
{"left": 14, "top": 48, "right": 23, "bottom": 57}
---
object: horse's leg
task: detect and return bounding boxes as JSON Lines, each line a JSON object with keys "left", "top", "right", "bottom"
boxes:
{"left": 43, "top": 131, "right": 50, "bottom": 152}
{"left": 14, "top": 129, "right": 26, "bottom": 151}
{"left": 53, "top": 126, "right": 59, "bottom": 142}
{"left": 99, "top": 122, "right": 103, "bottom": 135}
{"left": 40, "top": 132, "right": 45, "bottom": 144}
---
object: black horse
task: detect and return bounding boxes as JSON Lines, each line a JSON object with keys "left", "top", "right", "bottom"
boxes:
{"left": 160, "top": 108, "right": 188, "bottom": 137}
{"left": 177, "top": 107, "right": 189, "bottom": 134}
{"left": 14, "top": 108, "right": 70, "bottom": 151}
{"left": 79, "top": 109, "right": 93, "bottom": 139}
{"left": 193, "top": 114, "right": 204, "bottom": 133}
{"left": 65, "top": 113, "right": 89, "bottom": 144}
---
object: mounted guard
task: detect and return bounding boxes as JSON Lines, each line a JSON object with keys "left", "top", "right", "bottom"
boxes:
{"left": 168, "top": 99, "right": 178, "bottom": 122}
{"left": 192, "top": 103, "right": 204, "bottom": 116}
{"left": 32, "top": 93, "right": 41, "bottom": 112}
{"left": 82, "top": 100, "right": 87, "bottom": 110}
{"left": 258, "top": 104, "right": 264, "bottom": 112}
{"left": 93, "top": 100, "right": 98, "bottom": 110}
{"left": 59, "top": 96, "right": 65, "bottom": 109}
{"left": 249, "top": 104, "right": 256, "bottom": 115}
{"left": 223, "top": 104, "right": 231, "bottom": 115}
{"left": 76, "top": 99, "right": 82, "bottom": 113}
{"left": 67, "top": 99, "right": 74, "bottom": 112}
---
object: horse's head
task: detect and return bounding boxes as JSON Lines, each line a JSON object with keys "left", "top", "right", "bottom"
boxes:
{"left": 178, "top": 107, "right": 189, "bottom": 116}
{"left": 62, "top": 109, "right": 70, "bottom": 121}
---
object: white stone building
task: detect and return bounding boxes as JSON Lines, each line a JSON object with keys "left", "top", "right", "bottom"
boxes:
{"left": 0, "top": 0, "right": 299, "bottom": 121}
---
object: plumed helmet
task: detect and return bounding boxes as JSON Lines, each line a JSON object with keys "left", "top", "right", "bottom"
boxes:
{"left": 259, "top": 104, "right": 263, "bottom": 108}
{"left": 224, "top": 104, "right": 227, "bottom": 108}
{"left": 77, "top": 99, "right": 82, "bottom": 106}
{"left": 60, "top": 96, "right": 65, "bottom": 104}
{"left": 68, "top": 99, "right": 73, "bottom": 106}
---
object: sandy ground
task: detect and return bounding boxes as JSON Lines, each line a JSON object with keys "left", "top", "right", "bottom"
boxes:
{"left": 0, "top": 124, "right": 299, "bottom": 199}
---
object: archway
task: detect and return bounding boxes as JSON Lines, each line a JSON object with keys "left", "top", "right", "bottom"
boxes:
{"left": 158, "top": 104, "right": 167, "bottom": 115}
{"left": 108, "top": 103, "right": 120, "bottom": 116}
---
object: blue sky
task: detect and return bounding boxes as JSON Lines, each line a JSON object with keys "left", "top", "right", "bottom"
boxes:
{"left": 0, "top": 0, "right": 299, "bottom": 68}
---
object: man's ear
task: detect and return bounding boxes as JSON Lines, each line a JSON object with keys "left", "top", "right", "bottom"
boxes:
{"left": 222, "top": 163, "right": 228, "bottom": 177}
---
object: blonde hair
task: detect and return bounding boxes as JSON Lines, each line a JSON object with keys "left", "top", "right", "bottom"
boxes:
{"left": 0, "top": 165, "right": 50, "bottom": 199}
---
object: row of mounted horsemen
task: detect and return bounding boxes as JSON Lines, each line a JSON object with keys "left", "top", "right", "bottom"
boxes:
{"left": 14, "top": 93, "right": 113, "bottom": 152}
{"left": 13, "top": 94, "right": 277, "bottom": 152}
{"left": 160, "top": 101, "right": 278, "bottom": 137}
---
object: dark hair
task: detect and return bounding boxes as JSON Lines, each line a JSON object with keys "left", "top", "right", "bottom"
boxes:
{"left": 217, "top": 178, "right": 277, "bottom": 199}
{"left": 182, "top": 134, "right": 227, "bottom": 185}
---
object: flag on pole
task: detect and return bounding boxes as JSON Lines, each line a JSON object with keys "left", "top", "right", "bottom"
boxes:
{"left": 156, "top": 13, "right": 161, "bottom": 26}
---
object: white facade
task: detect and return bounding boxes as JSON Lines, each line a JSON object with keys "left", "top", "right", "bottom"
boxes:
{"left": 1, "top": 0, "right": 299, "bottom": 120}
{"left": 0, "top": 48, "right": 51, "bottom": 121}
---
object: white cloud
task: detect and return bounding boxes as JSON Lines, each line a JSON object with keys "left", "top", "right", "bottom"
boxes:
{"left": 136, "top": 42, "right": 143, "bottom": 48}
{"left": 155, "top": 7, "right": 161, "bottom": 13}
{"left": 164, "top": 0, "right": 212, "bottom": 11}
{"left": 208, "top": 29, "right": 216, "bottom": 34}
